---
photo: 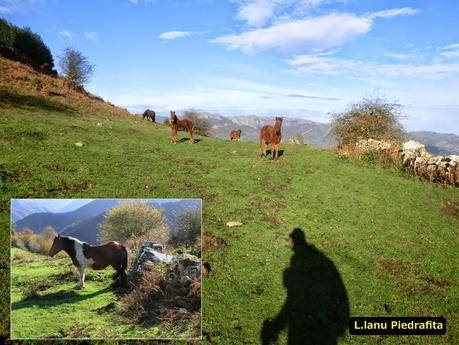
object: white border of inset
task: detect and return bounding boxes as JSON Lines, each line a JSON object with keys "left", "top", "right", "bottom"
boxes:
{"left": 10, "top": 198, "right": 203, "bottom": 341}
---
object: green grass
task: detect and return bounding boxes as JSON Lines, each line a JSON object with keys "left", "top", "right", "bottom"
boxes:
{"left": 10, "top": 248, "right": 195, "bottom": 339}
{"left": 1, "top": 89, "right": 458, "bottom": 344}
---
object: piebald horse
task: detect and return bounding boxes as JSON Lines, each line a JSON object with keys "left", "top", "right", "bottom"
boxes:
{"left": 170, "top": 111, "right": 194, "bottom": 144}
{"left": 143, "top": 109, "right": 156, "bottom": 122}
{"left": 230, "top": 129, "right": 242, "bottom": 141}
{"left": 259, "top": 117, "right": 283, "bottom": 160}
{"left": 49, "top": 235, "right": 128, "bottom": 289}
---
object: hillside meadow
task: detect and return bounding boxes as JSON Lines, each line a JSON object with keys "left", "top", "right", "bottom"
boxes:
{"left": 11, "top": 248, "right": 199, "bottom": 339}
{"left": 1, "top": 58, "right": 458, "bottom": 344}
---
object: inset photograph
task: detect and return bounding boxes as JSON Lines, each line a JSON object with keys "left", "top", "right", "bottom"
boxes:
{"left": 10, "top": 198, "right": 201, "bottom": 340}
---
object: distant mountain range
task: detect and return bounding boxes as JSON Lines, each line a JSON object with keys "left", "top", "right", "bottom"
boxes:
{"left": 192, "top": 112, "right": 458, "bottom": 155}
{"left": 408, "top": 131, "right": 459, "bottom": 155}
{"left": 14, "top": 199, "right": 201, "bottom": 244}
{"left": 11, "top": 199, "right": 93, "bottom": 222}
{"left": 196, "top": 112, "right": 336, "bottom": 148}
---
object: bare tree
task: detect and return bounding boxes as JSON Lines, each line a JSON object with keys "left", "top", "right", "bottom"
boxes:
{"left": 58, "top": 47, "right": 95, "bottom": 88}
{"left": 182, "top": 110, "right": 212, "bottom": 136}
{"left": 331, "top": 96, "right": 405, "bottom": 147}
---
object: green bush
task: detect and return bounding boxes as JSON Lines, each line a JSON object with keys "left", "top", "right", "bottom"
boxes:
{"left": 0, "top": 18, "right": 55, "bottom": 74}
{"left": 169, "top": 209, "right": 201, "bottom": 250}
{"left": 99, "top": 202, "right": 169, "bottom": 243}
{"left": 0, "top": 18, "right": 15, "bottom": 47}
{"left": 29, "top": 76, "right": 43, "bottom": 90}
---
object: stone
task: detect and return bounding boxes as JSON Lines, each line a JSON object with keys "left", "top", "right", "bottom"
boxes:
{"left": 356, "top": 139, "right": 393, "bottom": 151}
{"left": 226, "top": 221, "right": 243, "bottom": 227}
{"left": 402, "top": 140, "right": 426, "bottom": 153}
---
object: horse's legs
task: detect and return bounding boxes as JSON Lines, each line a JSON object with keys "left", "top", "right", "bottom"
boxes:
{"left": 274, "top": 144, "right": 279, "bottom": 160}
{"left": 171, "top": 129, "right": 177, "bottom": 144}
{"left": 189, "top": 128, "right": 194, "bottom": 144}
{"left": 77, "top": 267, "right": 85, "bottom": 289}
{"left": 258, "top": 139, "right": 263, "bottom": 157}
{"left": 259, "top": 140, "right": 267, "bottom": 157}
{"left": 111, "top": 263, "right": 126, "bottom": 287}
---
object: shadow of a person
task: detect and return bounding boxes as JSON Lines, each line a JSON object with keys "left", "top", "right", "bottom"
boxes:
{"left": 261, "top": 228, "right": 349, "bottom": 345}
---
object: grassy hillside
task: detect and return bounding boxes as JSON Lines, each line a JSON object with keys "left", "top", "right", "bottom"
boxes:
{"left": 1, "top": 57, "right": 458, "bottom": 344}
{"left": 11, "top": 248, "right": 196, "bottom": 339}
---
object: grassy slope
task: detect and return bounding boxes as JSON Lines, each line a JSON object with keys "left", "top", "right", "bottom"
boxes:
{"left": 1, "top": 58, "right": 458, "bottom": 344}
{"left": 10, "top": 248, "right": 193, "bottom": 339}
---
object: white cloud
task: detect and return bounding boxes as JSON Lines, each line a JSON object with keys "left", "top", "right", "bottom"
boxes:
{"left": 443, "top": 43, "right": 459, "bottom": 50}
{"left": 0, "top": 0, "right": 43, "bottom": 13}
{"left": 212, "top": 13, "right": 372, "bottom": 54}
{"left": 440, "top": 50, "right": 459, "bottom": 59}
{"left": 384, "top": 52, "right": 412, "bottom": 60}
{"left": 440, "top": 43, "right": 459, "bottom": 59}
{"left": 127, "top": 0, "right": 138, "bottom": 4}
{"left": 237, "top": 0, "right": 276, "bottom": 27}
{"left": 287, "top": 53, "right": 459, "bottom": 79}
{"left": 369, "top": 7, "right": 419, "bottom": 19}
{"left": 158, "top": 31, "right": 192, "bottom": 40}
{"left": 59, "top": 29, "right": 78, "bottom": 39}
{"left": 370, "top": 7, "right": 419, "bottom": 18}
{"left": 214, "top": 5, "right": 419, "bottom": 54}
{"left": 234, "top": 0, "right": 347, "bottom": 27}
{"left": 84, "top": 31, "right": 99, "bottom": 43}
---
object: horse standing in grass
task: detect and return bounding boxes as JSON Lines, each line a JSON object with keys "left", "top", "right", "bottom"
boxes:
{"left": 49, "top": 235, "right": 128, "bottom": 289}
{"left": 170, "top": 111, "right": 194, "bottom": 144}
{"left": 259, "top": 117, "right": 283, "bottom": 160}
{"left": 230, "top": 129, "right": 242, "bottom": 141}
{"left": 143, "top": 109, "right": 156, "bottom": 122}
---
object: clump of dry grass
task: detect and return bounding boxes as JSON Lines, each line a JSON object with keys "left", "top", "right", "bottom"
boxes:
{"left": 121, "top": 267, "right": 201, "bottom": 328}
{"left": 21, "top": 281, "right": 53, "bottom": 301}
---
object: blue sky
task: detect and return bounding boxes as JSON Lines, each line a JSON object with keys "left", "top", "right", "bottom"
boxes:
{"left": 1, "top": 0, "right": 459, "bottom": 133}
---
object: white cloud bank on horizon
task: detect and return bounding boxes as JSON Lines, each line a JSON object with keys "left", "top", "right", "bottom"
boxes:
{"left": 287, "top": 55, "right": 459, "bottom": 79}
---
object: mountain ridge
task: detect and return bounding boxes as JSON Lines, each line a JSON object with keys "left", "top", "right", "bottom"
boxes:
{"left": 190, "top": 112, "right": 458, "bottom": 155}
{"left": 14, "top": 199, "right": 201, "bottom": 243}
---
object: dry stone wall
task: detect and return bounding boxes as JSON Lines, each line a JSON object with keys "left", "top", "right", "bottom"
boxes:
{"left": 355, "top": 139, "right": 458, "bottom": 184}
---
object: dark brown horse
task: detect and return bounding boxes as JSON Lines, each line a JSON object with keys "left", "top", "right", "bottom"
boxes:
{"left": 143, "top": 109, "right": 156, "bottom": 122}
{"left": 259, "top": 117, "right": 283, "bottom": 160}
{"left": 49, "top": 235, "right": 128, "bottom": 289}
{"left": 170, "top": 111, "right": 194, "bottom": 144}
{"left": 230, "top": 129, "right": 242, "bottom": 141}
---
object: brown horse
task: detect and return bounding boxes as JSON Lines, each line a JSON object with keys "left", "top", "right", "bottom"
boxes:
{"left": 170, "top": 111, "right": 194, "bottom": 144}
{"left": 143, "top": 109, "right": 156, "bottom": 122}
{"left": 49, "top": 235, "right": 128, "bottom": 289}
{"left": 230, "top": 129, "right": 242, "bottom": 141}
{"left": 259, "top": 117, "right": 283, "bottom": 160}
